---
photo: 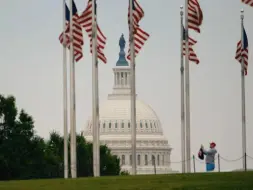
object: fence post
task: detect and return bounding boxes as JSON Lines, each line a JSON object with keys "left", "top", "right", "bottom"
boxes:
{"left": 218, "top": 154, "right": 220, "bottom": 172}
{"left": 245, "top": 152, "right": 247, "bottom": 172}
{"left": 152, "top": 156, "right": 156, "bottom": 175}
{"left": 193, "top": 155, "right": 196, "bottom": 173}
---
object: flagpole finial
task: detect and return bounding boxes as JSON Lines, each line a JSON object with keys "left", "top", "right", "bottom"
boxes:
{"left": 180, "top": 5, "right": 183, "bottom": 15}
{"left": 241, "top": 8, "right": 244, "bottom": 20}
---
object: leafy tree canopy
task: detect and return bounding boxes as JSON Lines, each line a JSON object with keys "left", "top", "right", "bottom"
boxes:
{"left": 0, "top": 94, "right": 120, "bottom": 180}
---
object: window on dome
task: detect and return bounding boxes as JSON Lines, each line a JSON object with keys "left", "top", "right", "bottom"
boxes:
{"left": 125, "top": 72, "right": 127, "bottom": 85}
{"left": 162, "top": 155, "right": 165, "bottom": 165}
{"left": 140, "top": 122, "right": 143, "bottom": 128}
{"left": 128, "top": 122, "right": 130, "bottom": 128}
{"left": 109, "top": 122, "right": 111, "bottom": 128}
{"left": 137, "top": 155, "right": 141, "bottom": 165}
{"left": 152, "top": 155, "right": 155, "bottom": 166}
{"left": 121, "top": 72, "right": 124, "bottom": 85}
{"left": 157, "top": 155, "right": 160, "bottom": 166}
{"left": 115, "top": 122, "right": 118, "bottom": 128}
{"left": 103, "top": 123, "right": 105, "bottom": 128}
{"left": 150, "top": 123, "right": 153, "bottom": 128}
{"left": 117, "top": 73, "right": 120, "bottom": 85}
{"left": 129, "top": 155, "right": 132, "bottom": 165}
{"left": 145, "top": 155, "right": 148, "bottom": 165}
{"left": 122, "top": 155, "right": 125, "bottom": 165}
{"left": 154, "top": 122, "right": 157, "bottom": 128}
{"left": 121, "top": 122, "right": 124, "bottom": 128}
{"left": 145, "top": 122, "right": 148, "bottom": 128}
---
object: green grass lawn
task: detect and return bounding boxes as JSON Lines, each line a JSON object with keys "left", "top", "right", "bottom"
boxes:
{"left": 0, "top": 172, "right": 253, "bottom": 190}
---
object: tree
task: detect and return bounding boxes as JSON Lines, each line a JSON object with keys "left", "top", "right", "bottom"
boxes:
{"left": 76, "top": 134, "right": 93, "bottom": 177}
{"left": 0, "top": 94, "right": 121, "bottom": 180}
{"left": 0, "top": 95, "right": 36, "bottom": 179}
{"left": 100, "top": 145, "right": 120, "bottom": 176}
{"left": 23, "top": 136, "right": 47, "bottom": 179}
{"left": 43, "top": 132, "right": 64, "bottom": 178}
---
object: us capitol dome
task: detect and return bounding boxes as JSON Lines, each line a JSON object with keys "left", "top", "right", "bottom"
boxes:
{"left": 83, "top": 34, "right": 172, "bottom": 175}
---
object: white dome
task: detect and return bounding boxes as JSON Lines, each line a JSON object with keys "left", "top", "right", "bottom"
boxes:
{"left": 83, "top": 34, "right": 172, "bottom": 175}
{"left": 84, "top": 99, "right": 164, "bottom": 136}
{"left": 83, "top": 97, "right": 172, "bottom": 175}
{"left": 100, "top": 99, "right": 160, "bottom": 122}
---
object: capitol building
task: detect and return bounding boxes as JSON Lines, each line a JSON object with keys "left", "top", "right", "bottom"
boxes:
{"left": 83, "top": 34, "right": 172, "bottom": 175}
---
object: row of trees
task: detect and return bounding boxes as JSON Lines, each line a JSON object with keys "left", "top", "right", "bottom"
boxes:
{"left": 0, "top": 94, "right": 121, "bottom": 180}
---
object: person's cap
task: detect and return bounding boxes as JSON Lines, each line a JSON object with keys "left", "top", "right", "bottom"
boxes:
{"left": 210, "top": 142, "right": 216, "bottom": 147}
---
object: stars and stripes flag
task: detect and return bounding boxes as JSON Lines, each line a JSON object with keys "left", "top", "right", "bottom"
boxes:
{"left": 188, "top": 0, "right": 203, "bottom": 33}
{"left": 59, "top": 4, "right": 71, "bottom": 46}
{"left": 127, "top": 0, "right": 149, "bottom": 60}
{"left": 235, "top": 26, "right": 249, "bottom": 75}
{"left": 78, "top": 0, "right": 107, "bottom": 63}
{"left": 182, "top": 26, "right": 200, "bottom": 64}
{"left": 242, "top": 0, "right": 253, "bottom": 7}
{"left": 59, "top": 1, "right": 84, "bottom": 62}
{"left": 128, "top": 0, "right": 144, "bottom": 29}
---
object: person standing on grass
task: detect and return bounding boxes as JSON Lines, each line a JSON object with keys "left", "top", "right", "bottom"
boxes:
{"left": 201, "top": 142, "right": 217, "bottom": 172}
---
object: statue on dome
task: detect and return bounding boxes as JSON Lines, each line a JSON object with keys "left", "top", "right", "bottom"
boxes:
{"left": 119, "top": 34, "right": 126, "bottom": 51}
{"left": 116, "top": 33, "right": 128, "bottom": 66}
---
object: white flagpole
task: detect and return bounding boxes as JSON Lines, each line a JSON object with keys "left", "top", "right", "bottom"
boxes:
{"left": 95, "top": 58, "right": 100, "bottom": 177}
{"left": 129, "top": 0, "right": 137, "bottom": 175}
{"left": 62, "top": 0, "right": 69, "bottom": 179}
{"left": 184, "top": 0, "right": 191, "bottom": 173}
{"left": 95, "top": 59, "right": 100, "bottom": 177}
{"left": 92, "top": 0, "right": 99, "bottom": 177}
{"left": 180, "top": 5, "right": 186, "bottom": 174}
{"left": 69, "top": 0, "right": 77, "bottom": 178}
{"left": 240, "top": 9, "right": 247, "bottom": 171}
{"left": 95, "top": 0, "right": 100, "bottom": 177}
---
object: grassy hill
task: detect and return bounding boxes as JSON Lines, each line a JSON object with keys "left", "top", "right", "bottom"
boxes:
{"left": 0, "top": 172, "right": 253, "bottom": 190}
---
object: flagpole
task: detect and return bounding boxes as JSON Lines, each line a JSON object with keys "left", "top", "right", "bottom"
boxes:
{"left": 95, "top": 57, "right": 100, "bottom": 177}
{"left": 184, "top": 0, "right": 191, "bottom": 173}
{"left": 92, "top": 0, "right": 99, "bottom": 177}
{"left": 69, "top": 0, "right": 77, "bottom": 178}
{"left": 240, "top": 9, "right": 247, "bottom": 171}
{"left": 180, "top": 5, "right": 186, "bottom": 174}
{"left": 129, "top": 0, "right": 137, "bottom": 175}
{"left": 95, "top": 0, "right": 100, "bottom": 177}
{"left": 62, "top": 0, "right": 69, "bottom": 179}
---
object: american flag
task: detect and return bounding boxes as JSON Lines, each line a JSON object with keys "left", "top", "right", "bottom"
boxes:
{"left": 188, "top": 0, "right": 203, "bottom": 33}
{"left": 235, "top": 26, "right": 249, "bottom": 75}
{"left": 127, "top": 27, "right": 149, "bottom": 60}
{"left": 78, "top": 0, "right": 107, "bottom": 63}
{"left": 59, "top": 1, "right": 84, "bottom": 62}
{"left": 59, "top": 4, "right": 70, "bottom": 46}
{"left": 242, "top": 0, "right": 253, "bottom": 7}
{"left": 127, "top": 0, "right": 149, "bottom": 60}
{"left": 128, "top": 0, "right": 144, "bottom": 29}
{"left": 182, "top": 26, "right": 199, "bottom": 64}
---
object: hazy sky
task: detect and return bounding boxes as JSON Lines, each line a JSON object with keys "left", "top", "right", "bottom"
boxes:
{"left": 0, "top": 0, "right": 252, "bottom": 172}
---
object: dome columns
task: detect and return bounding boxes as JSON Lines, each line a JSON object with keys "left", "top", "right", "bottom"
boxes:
{"left": 114, "top": 150, "right": 171, "bottom": 174}
{"left": 113, "top": 68, "right": 131, "bottom": 88}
